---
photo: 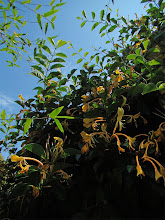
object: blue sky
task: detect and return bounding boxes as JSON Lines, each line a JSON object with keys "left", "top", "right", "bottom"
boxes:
{"left": 0, "top": 0, "right": 148, "bottom": 158}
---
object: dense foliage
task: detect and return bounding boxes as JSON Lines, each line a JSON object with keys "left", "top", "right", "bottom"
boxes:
{"left": 0, "top": 0, "right": 165, "bottom": 219}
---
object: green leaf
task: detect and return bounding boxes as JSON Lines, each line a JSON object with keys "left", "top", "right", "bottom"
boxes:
{"left": 31, "top": 65, "right": 44, "bottom": 74}
{"left": 56, "top": 116, "right": 74, "bottom": 119}
{"left": 82, "top": 10, "right": 87, "bottom": 19}
{"left": 54, "top": 118, "right": 64, "bottom": 133}
{"left": 50, "top": 63, "right": 64, "bottom": 69}
{"left": 96, "top": 55, "right": 99, "bottom": 64}
{"left": 84, "top": 52, "right": 89, "bottom": 57}
{"left": 121, "top": 16, "right": 127, "bottom": 24}
{"left": 43, "top": 9, "right": 59, "bottom": 17}
{"left": 23, "top": 118, "right": 32, "bottom": 136}
{"left": 1, "top": 109, "right": 6, "bottom": 120}
{"left": 56, "top": 53, "right": 68, "bottom": 58}
{"left": 135, "top": 48, "right": 141, "bottom": 56}
{"left": 147, "top": 59, "right": 161, "bottom": 66}
{"left": 127, "top": 54, "right": 137, "bottom": 60}
{"left": 143, "top": 40, "right": 150, "bottom": 50}
{"left": 108, "top": 25, "right": 117, "bottom": 32}
{"left": 50, "top": 0, "right": 55, "bottom": 6}
{"left": 59, "top": 78, "right": 67, "bottom": 86}
{"left": 45, "top": 22, "right": 48, "bottom": 34}
{"left": 23, "top": 143, "right": 46, "bottom": 160}
{"left": 3, "top": 11, "right": 6, "bottom": 22}
{"left": 99, "top": 25, "right": 108, "bottom": 33}
{"left": 49, "top": 106, "right": 64, "bottom": 118}
{"left": 47, "top": 37, "right": 55, "bottom": 46}
{"left": 0, "top": 1, "right": 4, "bottom": 5}
{"left": 147, "top": 48, "right": 160, "bottom": 53}
{"left": 91, "top": 12, "right": 95, "bottom": 19}
{"left": 77, "top": 58, "right": 83, "bottom": 64}
{"left": 106, "top": 13, "right": 110, "bottom": 22}
{"left": 35, "top": 4, "right": 41, "bottom": 11}
{"left": 100, "top": 9, "right": 105, "bottom": 20}
{"left": 79, "top": 48, "right": 82, "bottom": 52}
{"left": 37, "top": 13, "right": 42, "bottom": 30}
{"left": 64, "top": 148, "right": 81, "bottom": 156}
{"left": 91, "top": 22, "right": 99, "bottom": 31}
{"left": 142, "top": 83, "right": 158, "bottom": 95}
{"left": 35, "top": 53, "right": 47, "bottom": 60}
{"left": 81, "top": 21, "right": 86, "bottom": 27}
{"left": 42, "top": 45, "right": 51, "bottom": 54}
{"left": 52, "top": 58, "right": 65, "bottom": 62}
{"left": 132, "top": 83, "right": 145, "bottom": 96}
{"left": 57, "top": 40, "right": 67, "bottom": 48}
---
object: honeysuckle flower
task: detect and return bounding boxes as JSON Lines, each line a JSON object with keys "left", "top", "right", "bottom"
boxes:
{"left": 11, "top": 155, "right": 43, "bottom": 166}
{"left": 81, "top": 131, "right": 96, "bottom": 148}
{"left": 111, "top": 133, "right": 125, "bottom": 153}
{"left": 154, "top": 122, "right": 165, "bottom": 142}
{"left": 81, "top": 143, "right": 89, "bottom": 154}
{"left": 37, "top": 94, "right": 44, "bottom": 101}
{"left": 56, "top": 170, "right": 73, "bottom": 183}
{"left": 53, "top": 137, "right": 64, "bottom": 161}
{"left": 143, "top": 156, "right": 165, "bottom": 186}
{"left": 19, "top": 162, "right": 30, "bottom": 174}
{"left": 97, "top": 86, "right": 105, "bottom": 93}
{"left": 113, "top": 107, "right": 125, "bottom": 133}
{"left": 82, "top": 103, "right": 90, "bottom": 112}
{"left": 125, "top": 112, "right": 147, "bottom": 127}
{"left": 136, "top": 155, "right": 145, "bottom": 177}
{"left": 83, "top": 117, "right": 104, "bottom": 130}
{"left": 101, "top": 123, "right": 107, "bottom": 133}
{"left": 81, "top": 95, "right": 91, "bottom": 103}
{"left": 143, "top": 157, "right": 162, "bottom": 181}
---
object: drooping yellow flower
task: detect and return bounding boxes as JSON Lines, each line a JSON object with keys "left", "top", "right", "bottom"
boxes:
{"left": 81, "top": 131, "right": 95, "bottom": 148}
{"left": 37, "top": 94, "right": 44, "bottom": 101}
{"left": 111, "top": 133, "right": 125, "bottom": 153}
{"left": 143, "top": 157, "right": 162, "bottom": 181}
{"left": 113, "top": 107, "right": 125, "bottom": 133}
{"left": 53, "top": 137, "right": 64, "bottom": 161}
{"left": 136, "top": 155, "right": 145, "bottom": 177}
{"left": 81, "top": 143, "right": 89, "bottom": 154}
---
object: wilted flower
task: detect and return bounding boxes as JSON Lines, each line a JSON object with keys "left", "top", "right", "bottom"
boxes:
{"left": 113, "top": 107, "right": 125, "bottom": 133}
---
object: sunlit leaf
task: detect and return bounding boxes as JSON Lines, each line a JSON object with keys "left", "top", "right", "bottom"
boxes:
{"left": 43, "top": 10, "right": 59, "bottom": 17}
{"left": 56, "top": 53, "right": 68, "bottom": 58}
{"left": 23, "top": 118, "right": 32, "bottom": 136}
{"left": 1, "top": 110, "right": 6, "bottom": 120}
{"left": 49, "top": 106, "right": 64, "bottom": 118}
{"left": 54, "top": 118, "right": 64, "bottom": 133}
{"left": 82, "top": 10, "right": 87, "bottom": 19}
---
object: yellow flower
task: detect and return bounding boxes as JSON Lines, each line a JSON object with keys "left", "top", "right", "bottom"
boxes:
{"left": 37, "top": 94, "right": 44, "bottom": 101}
{"left": 81, "top": 95, "right": 91, "bottom": 103}
{"left": 136, "top": 155, "right": 145, "bottom": 177}
{"left": 18, "top": 94, "right": 26, "bottom": 102}
{"left": 111, "top": 133, "right": 125, "bottom": 153}
{"left": 53, "top": 137, "right": 64, "bottom": 160}
{"left": 82, "top": 103, "right": 90, "bottom": 112}
{"left": 81, "top": 143, "right": 89, "bottom": 154}
{"left": 113, "top": 107, "right": 125, "bottom": 133}
{"left": 81, "top": 131, "right": 95, "bottom": 148}
{"left": 97, "top": 86, "right": 105, "bottom": 93}
{"left": 11, "top": 155, "right": 43, "bottom": 167}
{"left": 11, "top": 154, "right": 24, "bottom": 162}
{"left": 143, "top": 157, "right": 162, "bottom": 181}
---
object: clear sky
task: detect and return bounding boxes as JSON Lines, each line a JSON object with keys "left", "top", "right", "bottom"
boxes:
{"left": 0, "top": 0, "right": 147, "bottom": 158}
